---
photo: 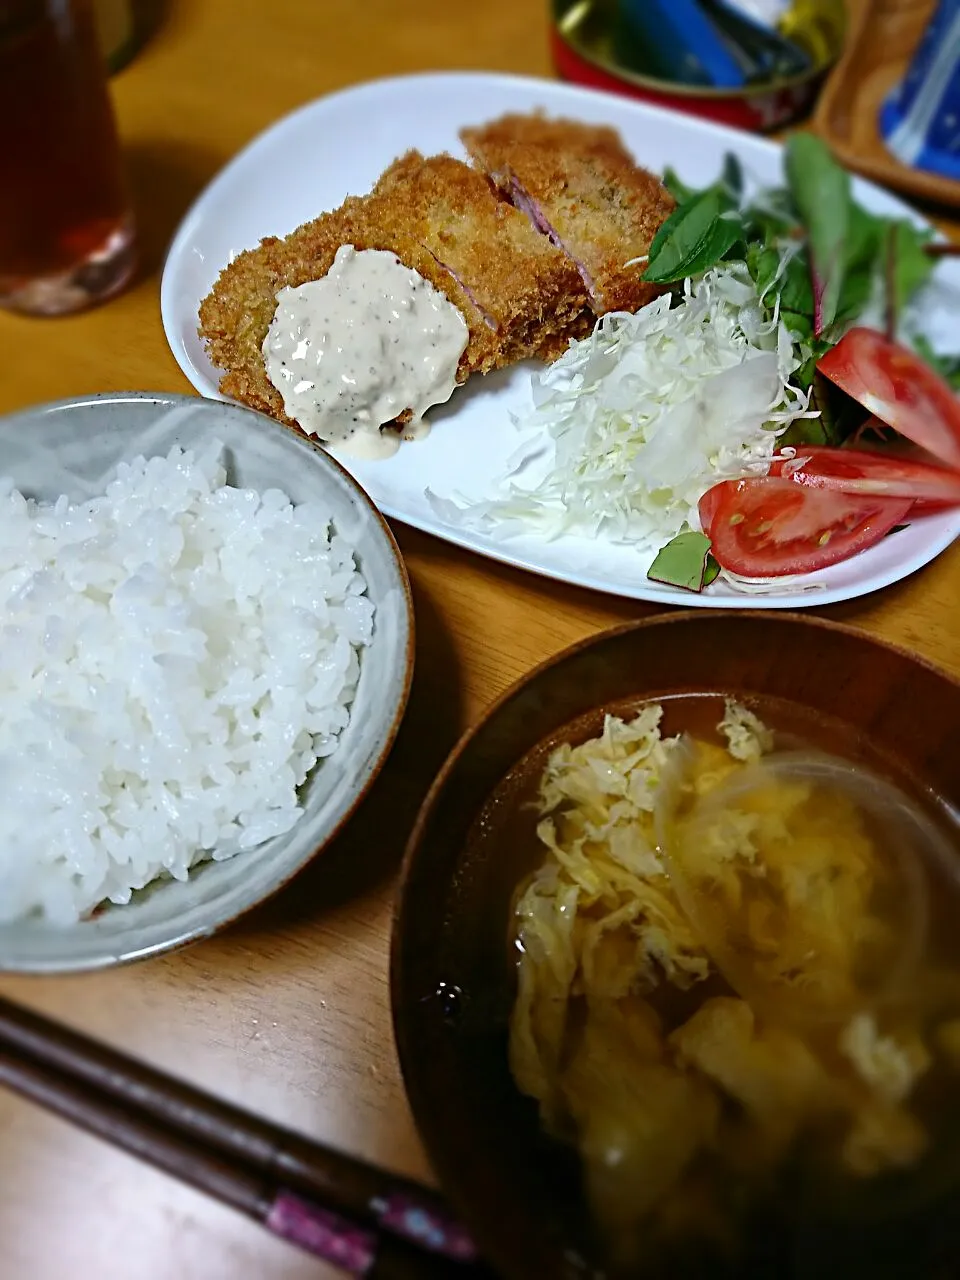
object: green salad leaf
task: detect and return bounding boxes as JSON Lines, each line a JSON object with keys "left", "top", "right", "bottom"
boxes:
{"left": 642, "top": 135, "right": 960, "bottom": 581}
{"left": 889, "top": 220, "right": 936, "bottom": 326}
{"left": 913, "top": 334, "right": 960, "bottom": 390}
{"left": 648, "top": 135, "right": 958, "bottom": 424}
{"left": 647, "top": 529, "right": 719, "bottom": 592}
{"left": 780, "top": 255, "right": 816, "bottom": 316}
{"left": 721, "top": 152, "right": 744, "bottom": 200}
{"left": 662, "top": 166, "right": 699, "bottom": 205}
{"left": 828, "top": 203, "right": 881, "bottom": 330}
{"left": 784, "top": 133, "right": 850, "bottom": 336}
{"left": 643, "top": 187, "right": 743, "bottom": 284}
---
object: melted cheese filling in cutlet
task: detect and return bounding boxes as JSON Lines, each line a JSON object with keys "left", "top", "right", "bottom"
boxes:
{"left": 261, "top": 244, "right": 468, "bottom": 459}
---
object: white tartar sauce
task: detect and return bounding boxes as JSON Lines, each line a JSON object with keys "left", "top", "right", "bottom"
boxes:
{"left": 262, "top": 245, "right": 469, "bottom": 460}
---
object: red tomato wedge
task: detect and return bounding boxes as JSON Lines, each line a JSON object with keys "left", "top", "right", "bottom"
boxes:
{"left": 818, "top": 329, "right": 960, "bottom": 471}
{"left": 697, "top": 482, "right": 724, "bottom": 533}
{"left": 698, "top": 477, "right": 911, "bottom": 577}
{"left": 768, "top": 445, "right": 960, "bottom": 509}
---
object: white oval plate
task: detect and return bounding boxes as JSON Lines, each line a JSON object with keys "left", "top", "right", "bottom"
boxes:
{"left": 0, "top": 393, "right": 413, "bottom": 973}
{"left": 161, "top": 71, "right": 960, "bottom": 609}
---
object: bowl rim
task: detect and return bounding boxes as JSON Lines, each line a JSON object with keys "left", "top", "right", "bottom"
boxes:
{"left": 0, "top": 389, "right": 416, "bottom": 973}
{"left": 390, "top": 608, "right": 960, "bottom": 1274}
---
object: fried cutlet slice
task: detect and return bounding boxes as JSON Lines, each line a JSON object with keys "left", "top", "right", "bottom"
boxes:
{"left": 460, "top": 113, "right": 675, "bottom": 316}
{"left": 359, "top": 151, "right": 591, "bottom": 363}
{"left": 197, "top": 205, "right": 498, "bottom": 428}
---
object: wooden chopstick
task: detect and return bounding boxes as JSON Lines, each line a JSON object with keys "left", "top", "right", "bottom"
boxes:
{"left": 0, "top": 1042, "right": 474, "bottom": 1279}
{"left": 0, "top": 996, "right": 484, "bottom": 1278}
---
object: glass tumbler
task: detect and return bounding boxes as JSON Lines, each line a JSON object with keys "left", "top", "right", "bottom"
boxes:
{"left": 0, "top": 0, "right": 136, "bottom": 316}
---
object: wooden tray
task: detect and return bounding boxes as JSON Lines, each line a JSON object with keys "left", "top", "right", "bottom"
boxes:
{"left": 814, "top": 0, "right": 960, "bottom": 208}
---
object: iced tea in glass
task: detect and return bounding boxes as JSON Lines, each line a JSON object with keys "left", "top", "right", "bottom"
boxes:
{"left": 0, "top": 0, "right": 136, "bottom": 316}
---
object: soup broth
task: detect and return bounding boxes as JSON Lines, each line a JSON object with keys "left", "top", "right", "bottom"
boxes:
{"left": 465, "top": 693, "right": 960, "bottom": 1279}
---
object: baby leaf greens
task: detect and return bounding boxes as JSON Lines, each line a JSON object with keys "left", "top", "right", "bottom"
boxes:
{"left": 643, "top": 131, "right": 938, "bottom": 363}
{"left": 642, "top": 188, "right": 742, "bottom": 285}
{"left": 784, "top": 133, "right": 849, "bottom": 336}
{"left": 642, "top": 133, "right": 960, "bottom": 593}
{"left": 914, "top": 335, "right": 960, "bottom": 390}
{"left": 887, "top": 220, "right": 936, "bottom": 328}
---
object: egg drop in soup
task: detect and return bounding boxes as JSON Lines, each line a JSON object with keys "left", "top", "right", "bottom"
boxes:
{"left": 501, "top": 695, "right": 960, "bottom": 1277}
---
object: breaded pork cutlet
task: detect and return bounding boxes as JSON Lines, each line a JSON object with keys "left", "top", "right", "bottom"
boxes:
{"left": 198, "top": 205, "right": 498, "bottom": 428}
{"left": 360, "top": 151, "right": 591, "bottom": 363}
{"left": 198, "top": 113, "right": 673, "bottom": 437}
{"left": 460, "top": 113, "right": 675, "bottom": 316}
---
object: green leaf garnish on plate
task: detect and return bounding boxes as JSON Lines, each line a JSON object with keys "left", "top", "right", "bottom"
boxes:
{"left": 648, "top": 530, "right": 720, "bottom": 592}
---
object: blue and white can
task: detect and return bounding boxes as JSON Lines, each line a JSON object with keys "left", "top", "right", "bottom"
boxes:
{"left": 879, "top": 0, "right": 960, "bottom": 181}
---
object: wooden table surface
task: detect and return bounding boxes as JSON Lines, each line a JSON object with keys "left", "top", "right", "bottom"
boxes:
{"left": 2, "top": 2, "right": 959, "bottom": 1277}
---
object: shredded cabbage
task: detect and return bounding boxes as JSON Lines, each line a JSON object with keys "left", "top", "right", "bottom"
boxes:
{"left": 430, "top": 265, "right": 815, "bottom": 547}
{"left": 716, "top": 567, "right": 827, "bottom": 596}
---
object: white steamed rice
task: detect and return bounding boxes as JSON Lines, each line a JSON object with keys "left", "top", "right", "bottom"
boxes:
{"left": 0, "top": 442, "right": 374, "bottom": 926}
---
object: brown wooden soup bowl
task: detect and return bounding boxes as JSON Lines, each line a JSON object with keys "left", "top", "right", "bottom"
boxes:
{"left": 391, "top": 611, "right": 960, "bottom": 1280}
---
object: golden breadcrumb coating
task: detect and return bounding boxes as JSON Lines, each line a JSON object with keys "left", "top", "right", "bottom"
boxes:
{"left": 197, "top": 204, "right": 494, "bottom": 427}
{"left": 197, "top": 112, "right": 674, "bottom": 433}
{"left": 363, "top": 150, "right": 590, "bottom": 362}
{"left": 460, "top": 112, "right": 675, "bottom": 315}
